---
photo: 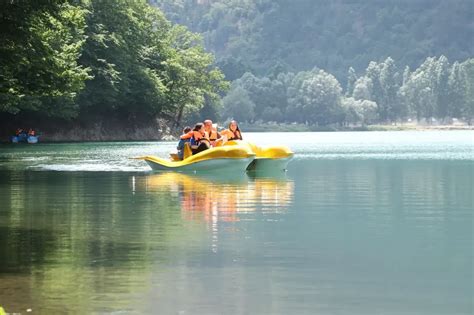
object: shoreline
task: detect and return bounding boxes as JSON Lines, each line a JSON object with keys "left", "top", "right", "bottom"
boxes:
{"left": 1, "top": 124, "right": 472, "bottom": 144}
{"left": 238, "top": 123, "right": 473, "bottom": 133}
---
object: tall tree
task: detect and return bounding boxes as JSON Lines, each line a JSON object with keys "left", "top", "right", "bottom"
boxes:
{"left": 0, "top": 1, "right": 90, "bottom": 118}
{"left": 460, "top": 59, "right": 474, "bottom": 123}
{"left": 287, "top": 70, "right": 344, "bottom": 125}
{"left": 346, "top": 67, "right": 357, "bottom": 97}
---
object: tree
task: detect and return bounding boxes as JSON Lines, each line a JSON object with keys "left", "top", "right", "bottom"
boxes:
{"left": 447, "top": 61, "right": 467, "bottom": 118}
{"left": 76, "top": 0, "right": 227, "bottom": 126}
{"left": 261, "top": 106, "right": 283, "bottom": 122}
{"left": 400, "top": 57, "right": 438, "bottom": 121}
{"left": 342, "top": 97, "right": 377, "bottom": 126}
{"left": 352, "top": 76, "right": 373, "bottom": 101}
{"left": 0, "top": 1, "right": 90, "bottom": 118}
{"left": 434, "top": 55, "right": 450, "bottom": 119}
{"left": 346, "top": 67, "right": 357, "bottom": 97}
{"left": 460, "top": 59, "right": 474, "bottom": 123}
{"left": 221, "top": 86, "right": 255, "bottom": 122}
{"left": 379, "top": 57, "right": 402, "bottom": 121}
{"left": 287, "top": 69, "right": 344, "bottom": 125}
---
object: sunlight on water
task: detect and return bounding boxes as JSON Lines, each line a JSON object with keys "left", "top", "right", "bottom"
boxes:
{"left": 0, "top": 131, "right": 472, "bottom": 173}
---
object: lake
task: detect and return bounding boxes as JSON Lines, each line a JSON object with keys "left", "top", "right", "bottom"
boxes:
{"left": 0, "top": 131, "right": 472, "bottom": 314}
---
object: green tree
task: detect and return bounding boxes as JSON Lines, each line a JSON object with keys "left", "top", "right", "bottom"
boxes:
{"left": 346, "top": 67, "right": 357, "bottom": 97}
{"left": 460, "top": 59, "right": 474, "bottom": 123}
{"left": 342, "top": 97, "right": 377, "bottom": 126}
{"left": 352, "top": 76, "right": 373, "bottom": 101}
{"left": 400, "top": 57, "right": 438, "bottom": 121}
{"left": 76, "top": 0, "right": 227, "bottom": 126}
{"left": 434, "top": 55, "right": 450, "bottom": 119}
{"left": 287, "top": 69, "right": 344, "bottom": 125}
{"left": 0, "top": 1, "right": 90, "bottom": 118}
{"left": 221, "top": 85, "right": 255, "bottom": 122}
{"left": 447, "top": 61, "right": 466, "bottom": 118}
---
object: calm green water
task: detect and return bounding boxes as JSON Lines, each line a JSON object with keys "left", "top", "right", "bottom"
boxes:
{"left": 0, "top": 131, "right": 472, "bottom": 314}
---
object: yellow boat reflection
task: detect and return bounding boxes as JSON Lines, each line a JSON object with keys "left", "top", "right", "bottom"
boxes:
{"left": 137, "top": 172, "right": 294, "bottom": 223}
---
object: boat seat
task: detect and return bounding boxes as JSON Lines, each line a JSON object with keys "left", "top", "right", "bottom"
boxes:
{"left": 169, "top": 153, "right": 180, "bottom": 161}
{"left": 183, "top": 142, "right": 192, "bottom": 159}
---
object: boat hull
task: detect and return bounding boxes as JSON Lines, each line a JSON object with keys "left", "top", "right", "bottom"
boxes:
{"left": 224, "top": 141, "right": 294, "bottom": 171}
{"left": 27, "top": 136, "right": 39, "bottom": 144}
{"left": 136, "top": 145, "right": 256, "bottom": 173}
{"left": 246, "top": 156, "right": 293, "bottom": 172}
{"left": 145, "top": 156, "right": 255, "bottom": 173}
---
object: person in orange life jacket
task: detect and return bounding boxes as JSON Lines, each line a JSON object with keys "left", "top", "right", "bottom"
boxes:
{"left": 203, "top": 119, "right": 222, "bottom": 146}
{"left": 221, "top": 120, "right": 243, "bottom": 141}
{"left": 187, "top": 123, "right": 211, "bottom": 154}
{"left": 177, "top": 126, "right": 192, "bottom": 160}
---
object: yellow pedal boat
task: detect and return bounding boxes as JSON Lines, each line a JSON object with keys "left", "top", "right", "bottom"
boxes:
{"left": 225, "top": 141, "right": 294, "bottom": 172}
{"left": 134, "top": 140, "right": 293, "bottom": 173}
{"left": 135, "top": 144, "right": 255, "bottom": 173}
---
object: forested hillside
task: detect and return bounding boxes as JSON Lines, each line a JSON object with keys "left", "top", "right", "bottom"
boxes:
{"left": 152, "top": 0, "right": 473, "bottom": 81}
{"left": 153, "top": 0, "right": 473, "bottom": 126}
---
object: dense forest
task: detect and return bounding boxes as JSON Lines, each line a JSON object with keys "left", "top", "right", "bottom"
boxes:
{"left": 0, "top": 0, "right": 472, "bottom": 140}
{"left": 220, "top": 56, "right": 474, "bottom": 126}
{"left": 0, "top": 0, "right": 226, "bottom": 139}
{"left": 153, "top": 0, "right": 474, "bottom": 126}
{"left": 152, "top": 0, "right": 473, "bottom": 80}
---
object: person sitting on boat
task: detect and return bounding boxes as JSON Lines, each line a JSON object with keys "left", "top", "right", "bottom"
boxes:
{"left": 16, "top": 128, "right": 23, "bottom": 136}
{"left": 203, "top": 119, "right": 222, "bottom": 146}
{"left": 28, "top": 128, "right": 36, "bottom": 136}
{"left": 176, "top": 126, "right": 192, "bottom": 160}
{"left": 189, "top": 123, "right": 211, "bottom": 155}
{"left": 221, "top": 120, "right": 243, "bottom": 141}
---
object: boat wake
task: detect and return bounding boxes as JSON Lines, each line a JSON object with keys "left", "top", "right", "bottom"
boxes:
{"left": 30, "top": 163, "right": 148, "bottom": 172}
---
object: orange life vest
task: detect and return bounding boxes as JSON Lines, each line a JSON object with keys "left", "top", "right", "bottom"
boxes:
{"left": 208, "top": 128, "right": 219, "bottom": 140}
{"left": 222, "top": 129, "right": 241, "bottom": 140}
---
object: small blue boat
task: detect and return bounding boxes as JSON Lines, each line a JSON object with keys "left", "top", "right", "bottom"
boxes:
{"left": 11, "top": 134, "right": 27, "bottom": 143}
{"left": 10, "top": 133, "right": 39, "bottom": 144}
{"left": 27, "top": 136, "right": 39, "bottom": 144}
{"left": 18, "top": 133, "right": 28, "bottom": 142}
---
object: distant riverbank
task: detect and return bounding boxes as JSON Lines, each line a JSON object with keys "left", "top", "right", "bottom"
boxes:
{"left": 0, "top": 120, "right": 176, "bottom": 143}
{"left": 239, "top": 122, "right": 473, "bottom": 132}
{"left": 2, "top": 122, "right": 472, "bottom": 143}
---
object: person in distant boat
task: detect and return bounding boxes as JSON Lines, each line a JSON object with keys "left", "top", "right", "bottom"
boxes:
{"left": 221, "top": 120, "right": 243, "bottom": 141}
{"left": 189, "top": 123, "right": 211, "bottom": 154}
{"left": 16, "top": 128, "right": 23, "bottom": 136}
{"left": 203, "top": 119, "right": 222, "bottom": 146}
{"left": 28, "top": 128, "right": 35, "bottom": 136}
{"left": 177, "top": 126, "right": 192, "bottom": 160}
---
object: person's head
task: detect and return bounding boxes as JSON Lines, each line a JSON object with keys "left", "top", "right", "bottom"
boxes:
{"left": 203, "top": 119, "right": 213, "bottom": 131}
{"left": 229, "top": 120, "right": 239, "bottom": 132}
{"left": 183, "top": 126, "right": 191, "bottom": 134}
{"left": 193, "top": 123, "right": 205, "bottom": 134}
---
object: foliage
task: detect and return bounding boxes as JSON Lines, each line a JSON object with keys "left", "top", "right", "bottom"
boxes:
{"left": 224, "top": 56, "right": 473, "bottom": 126}
{"left": 342, "top": 98, "right": 378, "bottom": 126}
{"left": 221, "top": 85, "right": 255, "bottom": 122}
{"left": 154, "top": 0, "right": 473, "bottom": 82}
{"left": 460, "top": 59, "right": 474, "bottom": 123}
{"left": 287, "top": 70, "right": 344, "bottom": 125}
{"left": 0, "top": 1, "right": 90, "bottom": 118}
{"left": 0, "top": 0, "right": 227, "bottom": 128}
